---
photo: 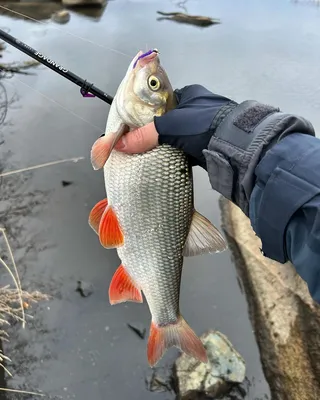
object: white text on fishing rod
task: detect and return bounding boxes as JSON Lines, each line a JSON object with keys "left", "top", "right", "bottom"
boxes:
{"left": 34, "top": 52, "right": 68, "bottom": 73}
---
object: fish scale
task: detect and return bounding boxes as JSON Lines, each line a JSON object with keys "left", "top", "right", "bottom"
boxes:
{"left": 89, "top": 49, "right": 227, "bottom": 366}
{"left": 105, "top": 145, "right": 193, "bottom": 324}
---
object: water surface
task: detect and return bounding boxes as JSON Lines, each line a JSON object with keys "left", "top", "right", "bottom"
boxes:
{"left": 1, "top": 0, "right": 320, "bottom": 398}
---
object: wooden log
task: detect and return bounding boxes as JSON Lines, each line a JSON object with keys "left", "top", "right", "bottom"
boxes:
{"left": 220, "top": 197, "right": 320, "bottom": 400}
{"left": 156, "top": 11, "right": 220, "bottom": 27}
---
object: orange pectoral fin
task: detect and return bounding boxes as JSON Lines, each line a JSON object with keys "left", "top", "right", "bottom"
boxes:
{"left": 90, "top": 124, "right": 130, "bottom": 170}
{"left": 109, "top": 264, "right": 143, "bottom": 305}
{"left": 88, "top": 198, "right": 108, "bottom": 234}
{"left": 99, "top": 205, "right": 124, "bottom": 248}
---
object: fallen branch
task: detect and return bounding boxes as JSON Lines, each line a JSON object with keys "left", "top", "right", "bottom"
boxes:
{"left": 157, "top": 11, "right": 220, "bottom": 27}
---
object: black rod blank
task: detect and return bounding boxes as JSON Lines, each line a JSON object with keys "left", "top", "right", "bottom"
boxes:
{"left": 0, "top": 29, "right": 114, "bottom": 105}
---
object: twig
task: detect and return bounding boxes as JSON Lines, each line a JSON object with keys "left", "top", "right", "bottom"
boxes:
{"left": 0, "top": 156, "right": 85, "bottom": 177}
{"left": 0, "top": 351, "right": 11, "bottom": 362}
{"left": 0, "top": 363, "right": 12, "bottom": 377}
{"left": 0, "top": 387, "right": 45, "bottom": 396}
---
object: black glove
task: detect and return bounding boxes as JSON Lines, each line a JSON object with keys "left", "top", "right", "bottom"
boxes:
{"left": 154, "top": 84, "right": 315, "bottom": 216}
{"left": 154, "top": 84, "right": 237, "bottom": 169}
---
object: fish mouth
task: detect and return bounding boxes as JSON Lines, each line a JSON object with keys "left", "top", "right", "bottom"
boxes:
{"left": 133, "top": 49, "right": 159, "bottom": 69}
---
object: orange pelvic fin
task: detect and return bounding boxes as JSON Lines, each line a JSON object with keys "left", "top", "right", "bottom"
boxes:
{"left": 147, "top": 316, "right": 208, "bottom": 367}
{"left": 88, "top": 198, "right": 108, "bottom": 234}
{"left": 183, "top": 211, "right": 227, "bottom": 257}
{"left": 90, "top": 124, "right": 129, "bottom": 170}
{"left": 99, "top": 205, "right": 124, "bottom": 248}
{"left": 109, "top": 264, "right": 143, "bottom": 305}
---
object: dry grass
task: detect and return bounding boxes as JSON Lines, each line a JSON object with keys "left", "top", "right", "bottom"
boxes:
{"left": 0, "top": 227, "right": 49, "bottom": 395}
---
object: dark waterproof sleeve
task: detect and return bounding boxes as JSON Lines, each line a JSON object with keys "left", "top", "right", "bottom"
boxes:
{"left": 155, "top": 85, "right": 320, "bottom": 302}
{"left": 249, "top": 133, "right": 320, "bottom": 303}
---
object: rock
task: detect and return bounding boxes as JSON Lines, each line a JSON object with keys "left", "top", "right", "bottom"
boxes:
{"left": 61, "top": 180, "right": 73, "bottom": 187}
{"left": 76, "top": 280, "right": 93, "bottom": 298}
{"left": 0, "top": 3, "right": 63, "bottom": 21}
{"left": 52, "top": 10, "right": 71, "bottom": 24}
{"left": 0, "top": 2, "right": 106, "bottom": 21}
{"left": 145, "top": 369, "right": 173, "bottom": 393}
{"left": 174, "top": 330, "right": 246, "bottom": 399}
{"left": 220, "top": 198, "right": 320, "bottom": 400}
{"left": 62, "top": 0, "right": 105, "bottom": 7}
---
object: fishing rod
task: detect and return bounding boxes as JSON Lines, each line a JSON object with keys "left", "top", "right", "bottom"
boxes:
{"left": 0, "top": 29, "right": 114, "bottom": 105}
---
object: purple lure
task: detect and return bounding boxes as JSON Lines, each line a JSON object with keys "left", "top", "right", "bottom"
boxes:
{"left": 80, "top": 88, "right": 95, "bottom": 98}
{"left": 133, "top": 49, "right": 159, "bottom": 69}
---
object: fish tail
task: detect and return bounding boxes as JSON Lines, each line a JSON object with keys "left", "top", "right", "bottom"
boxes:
{"left": 147, "top": 315, "right": 208, "bottom": 367}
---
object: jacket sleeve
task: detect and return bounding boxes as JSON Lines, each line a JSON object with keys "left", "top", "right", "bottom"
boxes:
{"left": 249, "top": 133, "right": 320, "bottom": 303}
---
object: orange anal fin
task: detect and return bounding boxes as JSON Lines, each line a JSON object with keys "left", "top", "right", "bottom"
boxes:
{"left": 90, "top": 124, "right": 129, "bottom": 170}
{"left": 99, "top": 205, "right": 124, "bottom": 248}
{"left": 88, "top": 198, "right": 108, "bottom": 234}
{"left": 109, "top": 264, "right": 143, "bottom": 305}
{"left": 147, "top": 316, "right": 208, "bottom": 367}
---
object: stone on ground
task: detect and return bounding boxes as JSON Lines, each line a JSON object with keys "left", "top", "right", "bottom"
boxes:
{"left": 62, "top": 0, "right": 105, "bottom": 6}
{"left": 52, "top": 10, "right": 71, "bottom": 24}
{"left": 174, "top": 330, "right": 246, "bottom": 399}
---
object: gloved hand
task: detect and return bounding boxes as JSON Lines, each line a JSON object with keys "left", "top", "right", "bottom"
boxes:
{"left": 155, "top": 85, "right": 237, "bottom": 168}
{"left": 115, "top": 84, "right": 315, "bottom": 216}
{"left": 115, "top": 84, "right": 237, "bottom": 169}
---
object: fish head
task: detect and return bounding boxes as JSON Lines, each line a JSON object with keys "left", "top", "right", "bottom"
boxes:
{"left": 90, "top": 49, "right": 176, "bottom": 170}
{"left": 116, "top": 49, "right": 176, "bottom": 127}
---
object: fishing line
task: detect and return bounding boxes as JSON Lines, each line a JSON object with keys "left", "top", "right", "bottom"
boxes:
{"left": 6, "top": 75, "right": 106, "bottom": 133}
{"left": 0, "top": 5, "right": 131, "bottom": 59}
{"left": 0, "top": 6, "right": 153, "bottom": 133}
{"left": 0, "top": 5, "right": 133, "bottom": 105}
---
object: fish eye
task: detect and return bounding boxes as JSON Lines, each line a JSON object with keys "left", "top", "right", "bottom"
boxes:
{"left": 148, "top": 75, "right": 161, "bottom": 91}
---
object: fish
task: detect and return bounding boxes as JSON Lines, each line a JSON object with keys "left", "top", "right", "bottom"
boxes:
{"left": 89, "top": 49, "right": 227, "bottom": 367}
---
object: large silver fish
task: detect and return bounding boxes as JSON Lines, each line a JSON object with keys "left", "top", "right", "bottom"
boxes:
{"left": 89, "top": 49, "right": 227, "bottom": 366}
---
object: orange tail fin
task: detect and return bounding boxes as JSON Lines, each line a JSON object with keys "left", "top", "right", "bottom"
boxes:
{"left": 147, "top": 316, "right": 208, "bottom": 367}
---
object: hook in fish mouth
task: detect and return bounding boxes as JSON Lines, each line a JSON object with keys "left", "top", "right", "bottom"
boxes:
{"left": 133, "top": 49, "right": 159, "bottom": 69}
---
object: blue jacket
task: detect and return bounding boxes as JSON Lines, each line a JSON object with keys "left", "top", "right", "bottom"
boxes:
{"left": 250, "top": 133, "right": 320, "bottom": 303}
{"left": 154, "top": 84, "right": 320, "bottom": 303}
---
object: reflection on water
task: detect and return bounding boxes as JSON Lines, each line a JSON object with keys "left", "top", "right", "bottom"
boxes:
{"left": 0, "top": 80, "right": 56, "bottom": 397}
{"left": 0, "top": 81, "right": 51, "bottom": 282}
{"left": 291, "top": 0, "right": 320, "bottom": 7}
{"left": 0, "top": 1, "right": 108, "bottom": 22}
